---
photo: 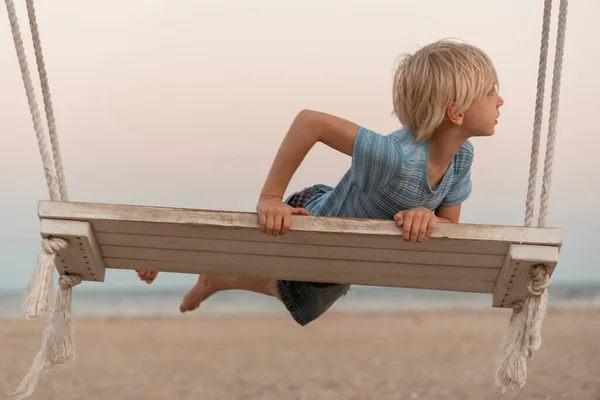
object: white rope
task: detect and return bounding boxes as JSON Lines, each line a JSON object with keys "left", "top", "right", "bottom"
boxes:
{"left": 21, "top": 237, "right": 66, "bottom": 317}
{"left": 538, "top": 0, "right": 568, "bottom": 228}
{"left": 25, "top": 0, "right": 68, "bottom": 201}
{"left": 496, "top": 0, "right": 568, "bottom": 393}
{"left": 524, "top": 0, "right": 553, "bottom": 227}
{"left": 4, "top": 0, "right": 61, "bottom": 201}
{"left": 495, "top": 266, "right": 551, "bottom": 392}
{"left": 4, "top": 0, "right": 68, "bottom": 319}
{"left": 4, "top": 0, "right": 76, "bottom": 312}
{"left": 4, "top": 1, "right": 82, "bottom": 399}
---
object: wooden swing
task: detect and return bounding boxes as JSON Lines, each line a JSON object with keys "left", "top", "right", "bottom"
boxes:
{"left": 4, "top": 0, "right": 569, "bottom": 398}
{"left": 39, "top": 200, "right": 561, "bottom": 308}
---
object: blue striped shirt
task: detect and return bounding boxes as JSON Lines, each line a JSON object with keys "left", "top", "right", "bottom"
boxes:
{"left": 303, "top": 126, "right": 473, "bottom": 219}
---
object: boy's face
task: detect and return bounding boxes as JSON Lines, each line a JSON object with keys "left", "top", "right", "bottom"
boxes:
{"left": 462, "top": 85, "right": 504, "bottom": 137}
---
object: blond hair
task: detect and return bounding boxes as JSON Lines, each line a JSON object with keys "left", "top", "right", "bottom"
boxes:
{"left": 393, "top": 39, "right": 498, "bottom": 141}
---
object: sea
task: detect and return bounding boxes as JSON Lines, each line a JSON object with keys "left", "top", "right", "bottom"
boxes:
{"left": 1, "top": 282, "right": 599, "bottom": 319}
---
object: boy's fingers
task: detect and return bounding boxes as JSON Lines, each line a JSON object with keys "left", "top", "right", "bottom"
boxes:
{"left": 292, "top": 207, "right": 310, "bottom": 216}
{"left": 280, "top": 207, "right": 309, "bottom": 235}
{"left": 272, "top": 216, "right": 282, "bottom": 235}
{"left": 259, "top": 212, "right": 267, "bottom": 233}
{"left": 272, "top": 212, "right": 284, "bottom": 235}
{"left": 265, "top": 213, "right": 274, "bottom": 235}
{"left": 410, "top": 215, "right": 423, "bottom": 242}
{"left": 417, "top": 217, "right": 430, "bottom": 242}
{"left": 402, "top": 215, "right": 413, "bottom": 241}
{"left": 281, "top": 213, "right": 292, "bottom": 235}
{"left": 394, "top": 212, "right": 403, "bottom": 225}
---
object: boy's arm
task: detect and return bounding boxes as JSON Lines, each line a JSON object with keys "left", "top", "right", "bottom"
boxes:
{"left": 258, "top": 110, "right": 359, "bottom": 235}
{"left": 434, "top": 203, "right": 462, "bottom": 223}
{"left": 259, "top": 109, "right": 359, "bottom": 200}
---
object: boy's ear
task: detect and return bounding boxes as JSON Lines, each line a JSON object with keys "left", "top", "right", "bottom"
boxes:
{"left": 446, "top": 103, "right": 464, "bottom": 125}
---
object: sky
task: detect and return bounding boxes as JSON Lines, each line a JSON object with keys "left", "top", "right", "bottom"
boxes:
{"left": 0, "top": 0, "right": 598, "bottom": 291}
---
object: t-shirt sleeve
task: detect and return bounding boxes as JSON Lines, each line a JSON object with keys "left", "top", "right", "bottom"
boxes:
{"left": 441, "top": 141, "right": 474, "bottom": 206}
{"left": 350, "top": 126, "right": 402, "bottom": 192}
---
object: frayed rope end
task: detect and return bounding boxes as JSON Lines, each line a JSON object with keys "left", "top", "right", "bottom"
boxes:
{"left": 494, "top": 265, "right": 550, "bottom": 394}
{"left": 22, "top": 237, "right": 67, "bottom": 318}
{"left": 8, "top": 273, "right": 81, "bottom": 400}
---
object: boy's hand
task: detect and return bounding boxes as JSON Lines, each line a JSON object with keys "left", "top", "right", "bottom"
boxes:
{"left": 256, "top": 195, "right": 310, "bottom": 236}
{"left": 394, "top": 207, "right": 438, "bottom": 243}
{"left": 136, "top": 270, "right": 158, "bottom": 284}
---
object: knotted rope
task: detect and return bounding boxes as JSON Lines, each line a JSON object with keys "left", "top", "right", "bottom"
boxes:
{"left": 21, "top": 238, "right": 67, "bottom": 318}
{"left": 4, "top": 0, "right": 81, "bottom": 398}
{"left": 495, "top": 0, "right": 568, "bottom": 393}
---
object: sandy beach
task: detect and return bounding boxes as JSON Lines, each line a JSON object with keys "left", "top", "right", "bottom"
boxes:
{"left": 1, "top": 309, "right": 599, "bottom": 400}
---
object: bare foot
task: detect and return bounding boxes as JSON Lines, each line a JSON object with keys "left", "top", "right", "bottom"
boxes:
{"left": 136, "top": 270, "right": 158, "bottom": 284}
{"left": 179, "top": 275, "right": 219, "bottom": 313}
{"left": 179, "top": 274, "right": 280, "bottom": 313}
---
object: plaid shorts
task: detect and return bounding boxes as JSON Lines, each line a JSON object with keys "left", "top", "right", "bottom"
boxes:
{"left": 277, "top": 185, "right": 351, "bottom": 326}
{"left": 284, "top": 183, "right": 332, "bottom": 209}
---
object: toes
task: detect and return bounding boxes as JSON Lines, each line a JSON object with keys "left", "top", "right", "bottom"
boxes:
{"left": 179, "top": 294, "right": 197, "bottom": 313}
{"left": 179, "top": 280, "right": 217, "bottom": 313}
{"left": 179, "top": 299, "right": 200, "bottom": 313}
{"left": 179, "top": 299, "right": 188, "bottom": 313}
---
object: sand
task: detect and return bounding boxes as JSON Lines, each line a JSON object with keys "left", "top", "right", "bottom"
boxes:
{"left": 1, "top": 309, "right": 599, "bottom": 400}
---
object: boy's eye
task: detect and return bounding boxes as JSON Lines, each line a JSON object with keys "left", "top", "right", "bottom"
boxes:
{"left": 489, "top": 84, "right": 499, "bottom": 95}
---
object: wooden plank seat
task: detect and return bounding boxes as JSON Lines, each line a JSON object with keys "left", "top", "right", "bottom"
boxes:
{"left": 38, "top": 200, "right": 562, "bottom": 309}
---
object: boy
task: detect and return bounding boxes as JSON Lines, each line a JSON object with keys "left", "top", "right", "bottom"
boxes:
{"left": 137, "top": 39, "right": 503, "bottom": 326}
